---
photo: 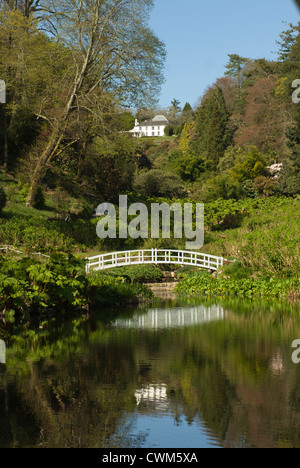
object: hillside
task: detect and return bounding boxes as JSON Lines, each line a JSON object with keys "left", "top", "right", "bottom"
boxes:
{"left": 0, "top": 171, "right": 299, "bottom": 281}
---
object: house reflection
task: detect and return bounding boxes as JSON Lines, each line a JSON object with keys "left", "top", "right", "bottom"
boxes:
{"left": 135, "top": 384, "right": 169, "bottom": 412}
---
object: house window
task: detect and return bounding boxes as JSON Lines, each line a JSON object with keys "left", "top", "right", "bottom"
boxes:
{"left": 158, "top": 132, "right": 160, "bottom": 136}
{"left": 152, "top": 132, "right": 155, "bottom": 136}
{"left": 152, "top": 127, "right": 155, "bottom": 130}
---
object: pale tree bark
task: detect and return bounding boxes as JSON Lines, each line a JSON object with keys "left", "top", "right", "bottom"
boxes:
{"left": 26, "top": 0, "right": 102, "bottom": 205}
{"left": 25, "top": 0, "right": 165, "bottom": 206}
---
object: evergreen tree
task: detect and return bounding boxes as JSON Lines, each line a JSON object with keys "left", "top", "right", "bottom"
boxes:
{"left": 279, "top": 124, "right": 300, "bottom": 195}
{"left": 207, "top": 100, "right": 228, "bottom": 169}
{"left": 225, "top": 54, "right": 250, "bottom": 92}
{"left": 277, "top": 22, "right": 300, "bottom": 195}
{"left": 191, "top": 86, "right": 231, "bottom": 171}
{"left": 182, "top": 102, "right": 192, "bottom": 113}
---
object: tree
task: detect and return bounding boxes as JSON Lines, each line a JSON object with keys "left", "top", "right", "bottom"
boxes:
{"left": 225, "top": 54, "right": 250, "bottom": 92}
{"left": 22, "top": 0, "right": 166, "bottom": 206}
{"left": 119, "top": 111, "right": 135, "bottom": 132}
{"left": 190, "top": 85, "right": 231, "bottom": 170}
{"left": 253, "top": 176, "right": 278, "bottom": 198}
{"left": 206, "top": 90, "right": 229, "bottom": 169}
{"left": 279, "top": 125, "right": 300, "bottom": 195}
{"left": 182, "top": 102, "right": 192, "bottom": 113}
{"left": 164, "top": 124, "right": 174, "bottom": 137}
{"left": 134, "top": 169, "right": 186, "bottom": 198}
{"left": 168, "top": 98, "right": 181, "bottom": 122}
{"left": 178, "top": 121, "right": 195, "bottom": 154}
{"left": 229, "top": 146, "right": 267, "bottom": 182}
{"left": 169, "top": 149, "right": 205, "bottom": 182}
{"left": 0, "top": 0, "right": 41, "bottom": 17}
{"left": 234, "top": 76, "right": 290, "bottom": 153}
{"left": 277, "top": 22, "right": 300, "bottom": 63}
{"left": 0, "top": 9, "right": 63, "bottom": 170}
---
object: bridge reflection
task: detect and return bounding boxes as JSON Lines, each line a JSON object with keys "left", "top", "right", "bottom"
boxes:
{"left": 0, "top": 339, "right": 5, "bottom": 364}
{"left": 113, "top": 305, "right": 224, "bottom": 330}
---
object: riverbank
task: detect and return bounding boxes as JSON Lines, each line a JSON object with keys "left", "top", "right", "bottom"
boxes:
{"left": 0, "top": 254, "right": 154, "bottom": 324}
{"left": 1, "top": 250, "right": 299, "bottom": 325}
{"left": 175, "top": 259, "right": 300, "bottom": 300}
{"left": 175, "top": 272, "right": 300, "bottom": 300}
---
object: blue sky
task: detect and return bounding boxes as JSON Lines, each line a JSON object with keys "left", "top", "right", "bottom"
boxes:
{"left": 149, "top": 0, "right": 299, "bottom": 109}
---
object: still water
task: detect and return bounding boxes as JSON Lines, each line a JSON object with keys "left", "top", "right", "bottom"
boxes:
{"left": 0, "top": 298, "right": 300, "bottom": 448}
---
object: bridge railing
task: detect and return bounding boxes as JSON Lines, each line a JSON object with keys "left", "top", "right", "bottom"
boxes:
{"left": 85, "top": 249, "right": 226, "bottom": 273}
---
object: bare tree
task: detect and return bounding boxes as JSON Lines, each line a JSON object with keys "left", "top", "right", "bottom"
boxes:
{"left": 0, "top": 0, "right": 41, "bottom": 16}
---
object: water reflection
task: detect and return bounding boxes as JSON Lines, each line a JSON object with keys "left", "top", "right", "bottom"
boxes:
{"left": 0, "top": 300, "right": 300, "bottom": 448}
{"left": 0, "top": 340, "right": 5, "bottom": 364}
{"left": 135, "top": 384, "right": 168, "bottom": 410}
{"left": 113, "top": 305, "right": 224, "bottom": 329}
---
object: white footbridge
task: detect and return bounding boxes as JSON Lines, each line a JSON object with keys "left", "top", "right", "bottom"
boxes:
{"left": 86, "top": 249, "right": 228, "bottom": 273}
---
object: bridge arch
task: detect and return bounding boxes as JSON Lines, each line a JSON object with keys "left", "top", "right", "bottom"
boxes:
{"left": 85, "top": 249, "right": 228, "bottom": 273}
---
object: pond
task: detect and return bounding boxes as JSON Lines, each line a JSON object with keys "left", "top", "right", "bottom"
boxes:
{"left": 0, "top": 298, "right": 300, "bottom": 448}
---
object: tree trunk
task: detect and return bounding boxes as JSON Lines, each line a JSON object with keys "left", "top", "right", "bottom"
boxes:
{"left": 3, "top": 105, "right": 8, "bottom": 171}
{"left": 77, "top": 136, "right": 88, "bottom": 180}
{"left": 26, "top": 127, "right": 62, "bottom": 206}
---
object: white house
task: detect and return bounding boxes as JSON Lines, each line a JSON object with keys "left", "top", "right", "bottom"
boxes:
{"left": 129, "top": 114, "right": 169, "bottom": 138}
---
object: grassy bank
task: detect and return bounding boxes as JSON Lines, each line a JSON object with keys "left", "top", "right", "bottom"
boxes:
{"left": 176, "top": 271, "right": 300, "bottom": 300}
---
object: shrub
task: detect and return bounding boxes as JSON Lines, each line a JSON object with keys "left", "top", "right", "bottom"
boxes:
{"left": 134, "top": 169, "right": 186, "bottom": 198}
{"left": 221, "top": 260, "right": 252, "bottom": 280}
{"left": 101, "top": 265, "right": 163, "bottom": 284}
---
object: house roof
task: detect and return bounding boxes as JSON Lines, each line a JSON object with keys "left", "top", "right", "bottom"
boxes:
{"left": 152, "top": 115, "right": 168, "bottom": 122}
{"left": 138, "top": 120, "right": 169, "bottom": 127}
{"left": 137, "top": 115, "right": 168, "bottom": 127}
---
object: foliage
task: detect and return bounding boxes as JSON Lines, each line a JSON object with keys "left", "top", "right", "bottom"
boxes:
{"left": 0, "top": 254, "right": 153, "bottom": 320}
{"left": 134, "top": 169, "right": 186, "bottom": 198}
{"left": 176, "top": 272, "right": 300, "bottom": 299}
{"left": 279, "top": 125, "right": 300, "bottom": 196}
{"left": 164, "top": 124, "right": 174, "bottom": 137}
{"left": 168, "top": 150, "right": 205, "bottom": 182}
{"left": 100, "top": 265, "right": 163, "bottom": 284}
{"left": 0, "top": 254, "right": 88, "bottom": 319}
{"left": 201, "top": 197, "right": 300, "bottom": 278}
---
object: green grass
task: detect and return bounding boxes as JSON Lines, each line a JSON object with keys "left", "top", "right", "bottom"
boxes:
{"left": 138, "top": 136, "right": 178, "bottom": 144}
{"left": 201, "top": 197, "right": 300, "bottom": 278}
